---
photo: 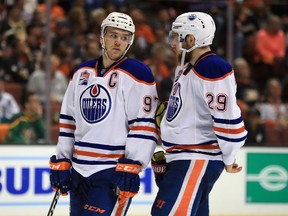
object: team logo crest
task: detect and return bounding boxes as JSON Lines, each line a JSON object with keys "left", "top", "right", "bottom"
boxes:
{"left": 79, "top": 71, "right": 90, "bottom": 85}
{"left": 166, "top": 82, "right": 182, "bottom": 121}
{"left": 80, "top": 84, "right": 112, "bottom": 123}
{"left": 188, "top": 14, "right": 197, "bottom": 20}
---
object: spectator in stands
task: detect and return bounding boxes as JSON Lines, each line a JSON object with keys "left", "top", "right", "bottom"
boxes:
{"left": 52, "top": 19, "right": 81, "bottom": 77}
{"left": 38, "top": 0, "right": 65, "bottom": 31}
{"left": 21, "top": 0, "right": 38, "bottom": 25}
{"left": 129, "top": 8, "right": 156, "bottom": 60}
{"left": 27, "top": 54, "right": 68, "bottom": 105}
{"left": 244, "top": 108, "right": 266, "bottom": 145}
{"left": 71, "top": 0, "right": 102, "bottom": 13}
{"left": 153, "top": 8, "right": 173, "bottom": 36}
{"left": 81, "top": 34, "right": 102, "bottom": 62}
{"left": 4, "top": 92, "right": 45, "bottom": 144}
{"left": 67, "top": 6, "right": 87, "bottom": 36}
{"left": 233, "top": 5, "right": 258, "bottom": 58}
{"left": 0, "top": 4, "right": 27, "bottom": 42}
{"left": 29, "top": 4, "right": 46, "bottom": 26}
{"left": 154, "top": 26, "right": 168, "bottom": 44}
{"left": 250, "top": 1, "right": 271, "bottom": 29}
{"left": 209, "top": 6, "right": 226, "bottom": 56}
{"left": 147, "top": 43, "right": 175, "bottom": 101}
{"left": 233, "top": 58, "right": 259, "bottom": 107}
{"left": 0, "top": 77, "right": 20, "bottom": 123}
{"left": 255, "top": 78, "right": 288, "bottom": 129}
{"left": 254, "top": 14, "right": 286, "bottom": 90}
{"left": 88, "top": 8, "right": 107, "bottom": 36}
{"left": 0, "top": 39, "right": 34, "bottom": 83}
{"left": 282, "top": 74, "right": 288, "bottom": 103}
{"left": 159, "top": 52, "right": 177, "bottom": 101}
{"left": 25, "top": 21, "right": 45, "bottom": 56}
{"left": 0, "top": 1, "right": 5, "bottom": 22}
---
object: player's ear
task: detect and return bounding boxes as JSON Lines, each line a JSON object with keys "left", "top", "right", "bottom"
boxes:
{"left": 187, "top": 34, "right": 195, "bottom": 45}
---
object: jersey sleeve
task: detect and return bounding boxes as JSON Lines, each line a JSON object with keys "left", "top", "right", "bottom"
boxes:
{"left": 203, "top": 70, "right": 247, "bottom": 165}
{"left": 55, "top": 77, "right": 76, "bottom": 160}
{"left": 124, "top": 69, "right": 159, "bottom": 168}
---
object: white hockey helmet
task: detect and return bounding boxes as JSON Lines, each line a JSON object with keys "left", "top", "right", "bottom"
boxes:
{"left": 171, "top": 12, "right": 216, "bottom": 52}
{"left": 101, "top": 12, "right": 135, "bottom": 44}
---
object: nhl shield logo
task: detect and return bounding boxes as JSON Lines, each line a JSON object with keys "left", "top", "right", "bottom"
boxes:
{"left": 79, "top": 71, "right": 90, "bottom": 85}
{"left": 80, "top": 84, "right": 112, "bottom": 123}
{"left": 166, "top": 82, "right": 182, "bottom": 121}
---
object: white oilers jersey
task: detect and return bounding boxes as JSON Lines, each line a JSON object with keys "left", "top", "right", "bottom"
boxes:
{"left": 55, "top": 56, "right": 158, "bottom": 177}
{"left": 161, "top": 51, "right": 247, "bottom": 165}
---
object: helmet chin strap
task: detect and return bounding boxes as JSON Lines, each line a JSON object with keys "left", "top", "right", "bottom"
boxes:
{"left": 179, "top": 40, "right": 198, "bottom": 70}
{"left": 180, "top": 49, "right": 186, "bottom": 69}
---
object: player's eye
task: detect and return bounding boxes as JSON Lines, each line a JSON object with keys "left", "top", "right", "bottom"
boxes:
{"left": 106, "top": 33, "right": 130, "bottom": 42}
{"left": 120, "top": 35, "right": 129, "bottom": 42}
{"left": 108, "top": 33, "right": 118, "bottom": 39}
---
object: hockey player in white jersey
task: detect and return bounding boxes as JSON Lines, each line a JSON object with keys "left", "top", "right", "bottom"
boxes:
{"left": 49, "top": 12, "right": 158, "bottom": 216}
{"left": 151, "top": 12, "right": 248, "bottom": 216}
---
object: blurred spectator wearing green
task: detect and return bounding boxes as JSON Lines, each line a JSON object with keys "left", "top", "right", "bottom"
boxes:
{"left": 4, "top": 92, "right": 45, "bottom": 144}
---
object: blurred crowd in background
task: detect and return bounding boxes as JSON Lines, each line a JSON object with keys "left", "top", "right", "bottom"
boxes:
{"left": 0, "top": 0, "right": 288, "bottom": 146}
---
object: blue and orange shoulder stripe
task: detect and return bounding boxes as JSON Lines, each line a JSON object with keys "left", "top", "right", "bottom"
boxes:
{"left": 114, "top": 58, "right": 155, "bottom": 85}
{"left": 192, "top": 51, "right": 233, "bottom": 81}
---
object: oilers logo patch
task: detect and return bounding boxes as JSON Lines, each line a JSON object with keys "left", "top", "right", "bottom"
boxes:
{"left": 166, "top": 82, "right": 182, "bottom": 121}
{"left": 80, "top": 84, "right": 112, "bottom": 123}
{"left": 188, "top": 14, "right": 197, "bottom": 21}
{"left": 79, "top": 71, "right": 90, "bottom": 85}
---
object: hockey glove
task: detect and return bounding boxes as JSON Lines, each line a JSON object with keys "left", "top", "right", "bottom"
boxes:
{"left": 49, "top": 155, "right": 71, "bottom": 196}
{"left": 113, "top": 158, "right": 142, "bottom": 204}
{"left": 151, "top": 151, "right": 166, "bottom": 187}
{"left": 155, "top": 101, "right": 167, "bottom": 128}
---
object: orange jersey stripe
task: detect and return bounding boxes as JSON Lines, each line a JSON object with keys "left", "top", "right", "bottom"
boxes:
{"left": 130, "top": 126, "right": 158, "bottom": 134}
{"left": 74, "top": 149, "right": 124, "bottom": 158}
{"left": 175, "top": 160, "right": 205, "bottom": 215}
{"left": 59, "top": 123, "right": 76, "bottom": 130}
{"left": 193, "top": 68, "right": 234, "bottom": 81}
{"left": 166, "top": 144, "right": 219, "bottom": 153}
{"left": 214, "top": 125, "right": 246, "bottom": 134}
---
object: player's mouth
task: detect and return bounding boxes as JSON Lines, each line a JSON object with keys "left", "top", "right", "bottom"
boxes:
{"left": 112, "top": 47, "right": 121, "bottom": 51}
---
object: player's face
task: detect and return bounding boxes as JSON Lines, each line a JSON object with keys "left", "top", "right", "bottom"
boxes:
{"left": 168, "top": 31, "right": 180, "bottom": 54}
{"left": 103, "top": 27, "right": 131, "bottom": 60}
{"left": 169, "top": 31, "right": 183, "bottom": 64}
{"left": 169, "top": 31, "right": 192, "bottom": 63}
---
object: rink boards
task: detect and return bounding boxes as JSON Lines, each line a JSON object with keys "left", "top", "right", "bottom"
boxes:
{"left": 0, "top": 145, "right": 287, "bottom": 216}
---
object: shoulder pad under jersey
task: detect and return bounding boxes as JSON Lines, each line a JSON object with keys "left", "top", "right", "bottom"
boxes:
{"left": 193, "top": 54, "right": 233, "bottom": 81}
{"left": 73, "top": 58, "right": 98, "bottom": 74}
{"left": 117, "top": 58, "right": 155, "bottom": 83}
